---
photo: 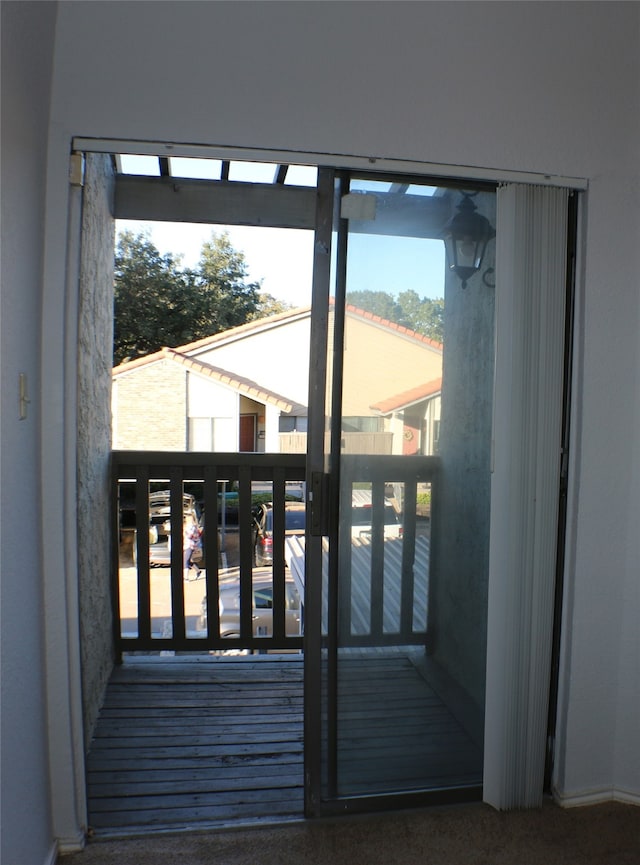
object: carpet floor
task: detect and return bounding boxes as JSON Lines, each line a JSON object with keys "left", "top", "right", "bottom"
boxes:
{"left": 59, "top": 800, "right": 639, "bottom": 865}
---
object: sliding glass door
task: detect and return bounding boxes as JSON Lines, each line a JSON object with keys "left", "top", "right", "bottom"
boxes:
{"left": 305, "top": 170, "right": 497, "bottom": 812}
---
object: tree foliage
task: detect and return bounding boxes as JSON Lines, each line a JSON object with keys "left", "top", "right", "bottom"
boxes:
{"left": 114, "top": 232, "right": 195, "bottom": 365}
{"left": 113, "top": 230, "right": 286, "bottom": 365}
{"left": 346, "top": 289, "right": 444, "bottom": 343}
{"left": 113, "top": 230, "right": 444, "bottom": 367}
{"left": 250, "top": 293, "right": 292, "bottom": 320}
{"left": 194, "top": 232, "right": 261, "bottom": 331}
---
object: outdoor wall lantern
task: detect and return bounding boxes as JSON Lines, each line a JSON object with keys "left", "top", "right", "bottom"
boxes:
{"left": 442, "top": 192, "right": 495, "bottom": 288}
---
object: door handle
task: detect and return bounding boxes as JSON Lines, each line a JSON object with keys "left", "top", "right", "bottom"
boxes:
{"left": 309, "top": 471, "right": 329, "bottom": 536}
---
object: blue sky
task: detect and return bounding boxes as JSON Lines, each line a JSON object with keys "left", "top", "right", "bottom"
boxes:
{"left": 116, "top": 152, "right": 445, "bottom": 306}
{"left": 116, "top": 220, "right": 316, "bottom": 307}
{"left": 116, "top": 218, "right": 445, "bottom": 307}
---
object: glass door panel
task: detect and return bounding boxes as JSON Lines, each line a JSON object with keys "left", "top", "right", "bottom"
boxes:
{"left": 319, "top": 175, "right": 496, "bottom": 805}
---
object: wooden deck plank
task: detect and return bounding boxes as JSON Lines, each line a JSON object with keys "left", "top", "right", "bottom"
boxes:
{"left": 89, "top": 796, "right": 305, "bottom": 829}
{"left": 87, "top": 653, "right": 482, "bottom": 835}
{"left": 88, "top": 742, "right": 303, "bottom": 763}
{"left": 88, "top": 763, "right": 301, "bottom": 781}
{"left": 90, "top": 785, "right": 304, "bottom": 814}
{"left": 89, "top": 726, "right": 303, "bottom": 745}
{"left": 331, "top": 650, "right": 483, "bottom": 798}
{"left": 88, "top": 754, "right": 302, "bottom": 772}
{"left": 87, "top": 656, "right": 305, "bottom": 833}
{"left": 88, "top": 773, "right": 303, "bottom": 792}
{"left": 93, "top": 721, "right": 303, "bottom": 738}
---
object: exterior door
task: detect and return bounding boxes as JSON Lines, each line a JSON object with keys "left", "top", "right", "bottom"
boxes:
{"left": 305, "top": 169, "right": 496, "bottom": 815}
{"left": 239, "top": 413, "right": 256, "bottom": 452}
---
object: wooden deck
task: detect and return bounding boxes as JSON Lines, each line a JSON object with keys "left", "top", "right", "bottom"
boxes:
{"left": 86, "top": 655, "right": 305, "bottom": 835}
{"left": 86, "top": 651, "right": 483, "bottom": 836}
{"left": 334, "top": 653, "right": 483, "bottom": 796}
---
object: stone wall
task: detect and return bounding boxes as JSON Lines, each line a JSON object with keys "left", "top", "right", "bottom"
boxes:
{"left": 77, "top": 153, "right": 115, "bottom": 747}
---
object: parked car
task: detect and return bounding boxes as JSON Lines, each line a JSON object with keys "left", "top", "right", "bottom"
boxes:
{"left": 148, "top": 490, "right": 199, "bottom": 542}
{"left": 199, "top": 571, "right": 302, "bottom": 637}
{"left": 252, "top": 502, "right": 306, "bottom": 566}
{"left": 148, "top": 510, "right": 222, "bottom": 571}
{"left": 144, "top": 491, "right": 203, "bottom": 567}
{"left": 350, "top": 503, "right": 403, "bottom": 540}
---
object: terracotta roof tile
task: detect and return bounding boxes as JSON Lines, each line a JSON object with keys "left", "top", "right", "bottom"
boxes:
{"left": 113, "top": 301, "right": 442, "bottom": 374}
{"left": 179, "top": 305, "right": 311, "bottom": 355}
{"left": 161, "top": 348, "right": 303, "bottom": 413}
{"left": 112, "top": 349, "right": 166, "bottom": 374}
{"left": 115, "top": 346, "right": 304, "bottom": 414}
{"left": 371, "top": 377, "right": 442, "bottom": 415}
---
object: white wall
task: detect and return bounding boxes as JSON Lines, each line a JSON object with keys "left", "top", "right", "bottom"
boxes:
{"left": 2, "top": 1, "right": 638, "bottom": 857}
{"left": 188, "top": 375, "right": 238, "bottom": 451}
{"left": 1, "top": 4, "right": 59, "bottom": 864}
{"left": 187, "top": 374, "right": 237, "bottom": 420}
{"left": 193, "top": 315, "right": 312, "bottom": 410}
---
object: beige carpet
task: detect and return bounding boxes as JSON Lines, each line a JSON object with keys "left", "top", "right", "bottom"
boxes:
{"left": 59, "top": 800, "right": 639, "bottom": 865}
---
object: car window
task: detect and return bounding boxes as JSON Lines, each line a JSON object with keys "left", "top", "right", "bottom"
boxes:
{"left": 284, "top": 510, "right": 305, "bottom": 530}
{"left": 254, "top": 587, "right": 273, "bottom": 609}
{"left": 263, "top": 507, "right": 305, "bottom": 532}
{"left": 285, "top": 584, "right": 301, "bottom": 611}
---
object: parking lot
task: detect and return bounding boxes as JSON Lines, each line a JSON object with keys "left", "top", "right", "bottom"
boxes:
{"left": 118, "top": 528, "right": 242, "bottom": 639}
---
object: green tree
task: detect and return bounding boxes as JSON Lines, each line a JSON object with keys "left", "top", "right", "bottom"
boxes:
{"left": 114, "top": 231, "right": 197, "bottom": 365}
{"left": 346, "top": 290, "right": 403, "bottom": 323}
{"left": 251, "top": 292, "right": 293, "bottom": 319}
{"left": 113, "top": 230, "right": 264, "bottom": 365}
{"left": 195, "top": 232, "right": 262, "bottom": 332}
{"left": 397, "top": 290, "right": 444, "bottom": 343}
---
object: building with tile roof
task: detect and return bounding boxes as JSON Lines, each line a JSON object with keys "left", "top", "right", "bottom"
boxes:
{"left": 113, "top": 304, "right": 443, "bottom": 455}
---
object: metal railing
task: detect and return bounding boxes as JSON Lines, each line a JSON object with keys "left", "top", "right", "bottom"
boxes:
{"left": 335, "top": 454, "right": 439, "bottom": 647}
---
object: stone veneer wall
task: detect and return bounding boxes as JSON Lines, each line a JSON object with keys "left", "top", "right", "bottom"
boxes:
{"left": 77, "top": 153, "right": 115, "bottom": 747}
{"left": 114, "top": 360, "right": 187, "bottom": 450}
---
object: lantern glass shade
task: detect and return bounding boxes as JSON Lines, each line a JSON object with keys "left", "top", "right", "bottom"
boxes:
{"left": 442, "top": 194, "right": 495, "bottom": 288}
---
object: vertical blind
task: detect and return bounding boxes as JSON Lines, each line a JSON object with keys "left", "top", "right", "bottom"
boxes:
{"left": 484, "top": 183, "right": 570, "bottom": 809}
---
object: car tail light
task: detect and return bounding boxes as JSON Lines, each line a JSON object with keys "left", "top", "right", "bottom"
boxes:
{"left": 260, "top": 536, "right": 273, "bottom": 553}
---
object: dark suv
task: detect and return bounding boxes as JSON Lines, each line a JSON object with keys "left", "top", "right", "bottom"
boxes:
{"left": 252, "top": 502, "right": 306, "bottom": 566}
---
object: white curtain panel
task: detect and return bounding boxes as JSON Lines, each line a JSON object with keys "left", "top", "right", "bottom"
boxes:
{"left": 484, "top": 183, "right": 570, "bottom": 809}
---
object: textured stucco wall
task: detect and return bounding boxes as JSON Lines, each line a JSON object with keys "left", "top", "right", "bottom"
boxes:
{"left": 114, "top": 360, "right": 187, "bottom": 450}
{"left": 342, "top": 314, "right": 443, "bottom": 417}
{"left": 77, "top": 153, "right": 115, "bottom": 747}
{"left": 430, "top": 191, "right": 496, "bottom": 714}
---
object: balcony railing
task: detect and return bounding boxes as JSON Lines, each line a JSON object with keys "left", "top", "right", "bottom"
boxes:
{"left": 111, "top": 451, "right": 438, "bottom": 657}
{"left": 112, "top": 451, "right": 306, "bottom": 657}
